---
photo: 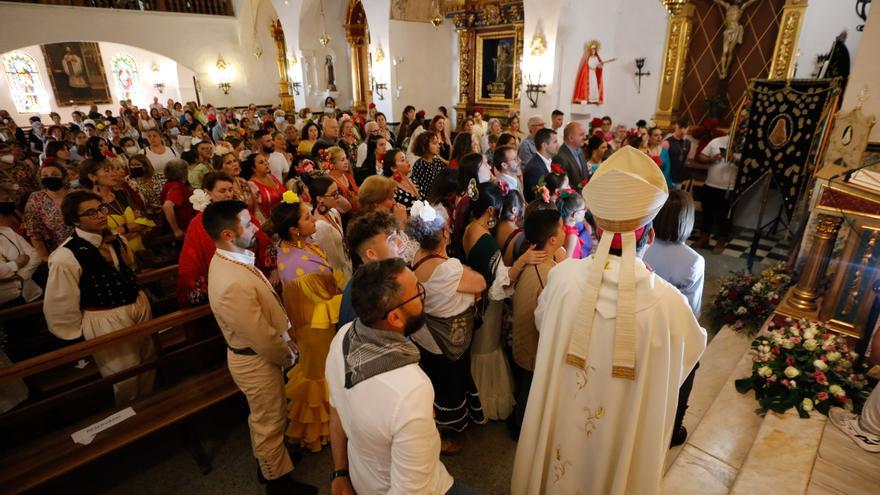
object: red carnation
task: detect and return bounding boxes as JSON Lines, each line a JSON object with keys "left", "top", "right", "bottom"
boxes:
{"left": 728, "top": 289, "right": 739, "bottom": 300}
{"left": 785, "top": 356, "right": 795, "bottom": 366}
{"left": 551, "top": 163, "right": 565, "bottom": 175}
{"left": 817, "top": 391, "right": 829, "bottom": 401}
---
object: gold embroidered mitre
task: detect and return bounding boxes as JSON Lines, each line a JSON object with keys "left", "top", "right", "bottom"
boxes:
{"left": 566, "top": 146, "right": 669, "bottom": 379}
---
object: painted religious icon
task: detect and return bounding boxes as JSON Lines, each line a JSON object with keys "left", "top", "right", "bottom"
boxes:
{"left": 476, "top": 31, "right": 519, "bottom": 103}
{"left": 572, "top": 40, "right": 610, "bottom": 105}
{"left": 41, "top": 42, "right": 111, "bottom": 106}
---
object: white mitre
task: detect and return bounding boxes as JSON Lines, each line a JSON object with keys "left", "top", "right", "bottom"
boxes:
{"left": 566, "top": 146, "right": 669, "bottom": 379}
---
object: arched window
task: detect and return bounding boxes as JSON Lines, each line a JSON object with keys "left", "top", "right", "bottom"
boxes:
{"left": 111, "top": 53, "right": 142, "bottom": 105}
{"left": 2, "top": 51, "right": 48, "bottom": 113}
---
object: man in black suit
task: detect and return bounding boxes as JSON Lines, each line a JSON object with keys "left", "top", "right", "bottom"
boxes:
{"left": 523, "top": 128, "right": 559, "bottom": 202}
{"left": 552, "top": 122, "right": 588, "bottom": 186}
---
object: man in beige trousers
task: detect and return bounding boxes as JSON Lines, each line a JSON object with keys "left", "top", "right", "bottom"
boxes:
{"left": 204, "top": 200, "right": 316, "bottom": 495}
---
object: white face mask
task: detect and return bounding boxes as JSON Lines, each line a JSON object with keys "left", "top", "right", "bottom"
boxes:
{"left": 125, "top": 146, "right": 139, "bottom": 156}
{"left": 0, "top": 154, "right": 14, "bottom": 164}
{"left": 169, "top": 127, "right": 180, "bottom": 137}
{"left": 275, "top": 117, "right": 286, "bottom": 124}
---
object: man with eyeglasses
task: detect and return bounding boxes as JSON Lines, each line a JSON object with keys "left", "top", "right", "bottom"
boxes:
{"left": 493, "top": 145, "right": 523, "bottom": 192}
{"left": 44, "top": 191, "right": 156, "bottom": 405}
{"left": 355, "top": 121, "right": 382, "bottom": 171}
{"left": 517, "top": 115, "right": 546, "bottom": 165}
{"left": 327, "top": 258, "right": 478, "bottom": 495}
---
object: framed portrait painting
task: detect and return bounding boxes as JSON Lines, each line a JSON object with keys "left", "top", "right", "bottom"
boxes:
{"left": 475, "top": 29, "right": 521, "bottom": 105}
{"left": 41, "top": 42, "right": 112, "bottom": 106}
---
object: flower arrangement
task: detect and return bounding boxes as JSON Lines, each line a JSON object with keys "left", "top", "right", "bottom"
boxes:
{"left": 710, "top": 262, "right": 794, "bottom": 333}
{"left": 735, "top": 318, "right": 870, "bottom": 418}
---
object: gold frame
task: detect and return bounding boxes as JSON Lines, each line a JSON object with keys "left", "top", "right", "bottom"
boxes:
{"left": 473, "top": 28, "right": 522, "bottom": 106}
{"left": 819, "top": 220, "right": 880, "bottom": 339}
{"left": 815, "top": 183, "right": 880, "bottom": 221}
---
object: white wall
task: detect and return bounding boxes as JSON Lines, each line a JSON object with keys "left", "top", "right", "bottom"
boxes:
{"left": 796, "top": 0, "right": 865, "bottom": 79}
{"left": 0, "top": 2, "right": 282, "bottom": 117}
{"left": 388, "top": 19, "right": 456, "bottom": 119}
{"left": 295, "top": 0, "right": 354, "bottom": 110}
{"left": 841, "top": 0, "right": 880, "bottom": 143}
{"left": 0, "top": 42, "right": 194, "bottom": 125}
{"left": 549, "top": 0, "right": 667, "bottom": 127}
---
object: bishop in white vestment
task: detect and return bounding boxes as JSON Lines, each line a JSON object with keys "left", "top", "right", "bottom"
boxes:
{"left": 512, "top": 147, "right": 706, "bottom": 495}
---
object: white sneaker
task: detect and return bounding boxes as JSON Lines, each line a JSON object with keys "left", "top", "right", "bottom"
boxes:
{"left": 828, "top": 407, "right": 880, "bottom": 453}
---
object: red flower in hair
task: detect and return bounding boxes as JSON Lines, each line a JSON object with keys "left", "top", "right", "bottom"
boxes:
{"left": 577, "top": 178, "right": 589, "bottom": 190}
{"left": 590, "top": 117, "right": 603, "bottom": 129}
{"left": 497, "top": 179, "right": 510, "bottom": 195}
{"left": 392, "top": 172, "right": 403, "bottom": 183}
{"left": 368, "top": 102, "right": 376, "bottom": 109}
{"left": 551, "top": 163, "right": 565, "bottom": 175}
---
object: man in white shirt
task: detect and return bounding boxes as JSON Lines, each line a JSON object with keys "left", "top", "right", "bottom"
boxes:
{"left": 492, "top": 145, "right": 522, "bottom": 193}
{"left": 523, "top": 128, "right": 559, "bottom": 202}
{"left": 0, "top": 199, "right": 41, "bottom": 306}
{"left": 694, "top": 135, "right": 736, "bottom": 254}
{"left": 44, "top": 191, "right": 155, "bottom": 404}
{"left": 355, "top": 121, "right": 382, "bottom": 170}
{"left": 327, "top": 258, "right": 477, "bottom": 495}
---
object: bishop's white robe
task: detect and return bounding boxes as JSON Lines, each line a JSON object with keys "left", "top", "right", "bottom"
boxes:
{"left": 512, "top": 256, "right": 706, "bottom": 495}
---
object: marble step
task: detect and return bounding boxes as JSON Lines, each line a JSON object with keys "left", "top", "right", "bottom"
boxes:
{"left": 729, "top": 409, "right": 826, "bottom": 495}
{"left": 806, "top": 417, "right": 880, "bottom": 495}
{"left": 665, "top": 325, "right": 754, "bottom": 472}
{"left": 662, "top": 327, "right": 761, "bottom": 494}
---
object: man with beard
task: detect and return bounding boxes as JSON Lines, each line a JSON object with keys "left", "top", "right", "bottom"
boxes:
{"left": 326, "top": 258, "right": 476, "bottom": 495}
{"left": 204, "top": 200, "right": 317, "bottom": 495}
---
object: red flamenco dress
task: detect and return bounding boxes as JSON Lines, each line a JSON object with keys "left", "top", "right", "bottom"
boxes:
{"left": 176, "top": 212, "right": 274, "bottom": 307}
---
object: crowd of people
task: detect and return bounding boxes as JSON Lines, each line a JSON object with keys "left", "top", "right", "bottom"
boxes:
{"left": 2, "top": 96, "right": 875, "bottom": 495}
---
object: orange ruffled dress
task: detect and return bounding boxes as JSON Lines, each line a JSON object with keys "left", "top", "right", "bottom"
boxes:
{"left": 278, "top": 240, "right": 342, "bottom": 451}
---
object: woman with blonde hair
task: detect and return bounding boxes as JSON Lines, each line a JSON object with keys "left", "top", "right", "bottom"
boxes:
{"left": 320, "top": 146, "right": 359, "bottom": 213}
{"left": 357, "top": 175, "right": 407, "bottom": 223}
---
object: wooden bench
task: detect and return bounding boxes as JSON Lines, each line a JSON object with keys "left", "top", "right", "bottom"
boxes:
{"left": 0, "top": 304, "right": 239, "bottom": 494}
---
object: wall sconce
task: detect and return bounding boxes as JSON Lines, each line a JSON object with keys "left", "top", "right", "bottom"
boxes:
{"left": 150, "top": 63, "right": 165, "bottom": 93}
{"left": 430, "top": 0, "right": 442, "bottom": 27}
{"left": 530, "top": 32, "right": 546, "bottom": 57}
{"left": 374, "top": 47, "right": 385, "bottom": 63}
{"left": 524, "top": 74, "right": 547, "bottom": 108}
{"left": 373, "top": 81, "right": 388, "bottom": 100}
{"left": 634, "top": 58, "right": 650, "bottom": 93}
{"left": 216, "top": 55, "right": 231, "bottom": 94}
{"left": 291, "top": 81, "right": 302, "bottom": 95}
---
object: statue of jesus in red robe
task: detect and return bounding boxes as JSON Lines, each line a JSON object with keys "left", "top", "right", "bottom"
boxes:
{"left": 572, "top": 40, "right": 604, "bottom": 105}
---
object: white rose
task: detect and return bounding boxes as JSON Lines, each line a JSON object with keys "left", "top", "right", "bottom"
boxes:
{"left": 803, "top": 327, "right": 818, "bottom": 340}
{"left": 758, "top": 366, "right": 773, "bottom": 377}
{"left": 782, "top": 340, "right": 795, "bottom": 349}
{"left": 813, "top": 359, "right": 828, "bottom": 371}
{"left": 826, "top": 351, "right": 841, "bottom": 362}
{"left": 829, "top": 384, "right": 845, "bottom": 397}
{"left": 803, "top": 339, "right": 818, "bottom": 351}
{"left": 736, "top": 306, "right": 748, "bottom": 315}
{"left": 802, "top": 398, "right": 814, "bottom": 412}
{"left": 784, "top": 366, "right": 800, "bottom": 378}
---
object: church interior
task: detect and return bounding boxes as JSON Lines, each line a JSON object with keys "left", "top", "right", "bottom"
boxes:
{"left": 1, "top": 0, "right": 880, "bottom": 494}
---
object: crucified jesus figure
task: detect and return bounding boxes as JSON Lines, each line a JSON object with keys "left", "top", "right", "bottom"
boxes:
{"left": 713, "top": 0, "right": 759, "bottom": 79}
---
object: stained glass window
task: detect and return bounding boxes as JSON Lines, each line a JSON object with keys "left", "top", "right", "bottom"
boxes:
{"left": 111, "top": 53, "right": 142, "bottom": 104}
{"left": 2, "top": 52, "right": 47, "bottom": 113}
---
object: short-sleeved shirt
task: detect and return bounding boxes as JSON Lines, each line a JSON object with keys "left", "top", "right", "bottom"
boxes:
{"left": 702, "top": 136, "right": 737, "bottom": 190}
{"left": 160, "top": 181, "right": 195, "bottom": 231}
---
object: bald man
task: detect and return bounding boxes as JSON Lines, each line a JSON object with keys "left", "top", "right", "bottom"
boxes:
{"left": 356, "top": 121, "right": 381, "bottom": 170}
{"left": 311, "top": 117, "right": 340, "bottom": 158}
{"left": 517, "top": 115, "right": 546, "bottom": 165}
{"left": 552, "top": 122, "right": 588, "bottom": 185}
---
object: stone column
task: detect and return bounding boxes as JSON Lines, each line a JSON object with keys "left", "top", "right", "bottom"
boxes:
{"left": 768, "top": 0, "right": 809, "bottom": 79}
{"left": 270, "top": 19, "right": 295, "bottom": 114}
{"left": 787, "top": 214, "right": 844, "bottom": 312}
{"left": 654, "top": 0, "right": 695, "bottom": 129}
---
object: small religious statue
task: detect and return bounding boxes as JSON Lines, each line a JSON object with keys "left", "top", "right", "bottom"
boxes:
{"left": 713, "top": 0, "right": 759, "bottom": 79}
{"left": 488, "top": 42, "right": 514, "bottom": 97}
{"left": 324, "top": 55, "right": 337, "bottom": 92}
{"left": 572, "top": 40, "right": 613, "bottom": 105}
{"left": 62, "top": 46, "right": 88, "bottom": 89}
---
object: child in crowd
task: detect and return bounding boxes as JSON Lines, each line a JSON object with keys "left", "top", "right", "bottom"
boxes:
{"left": 556, "top": 188, "right": 590, "bottom": 259}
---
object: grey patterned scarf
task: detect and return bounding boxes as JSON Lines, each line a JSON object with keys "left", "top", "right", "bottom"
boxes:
{"left": 343, "top": 320, "right": 421, "bottom": 389}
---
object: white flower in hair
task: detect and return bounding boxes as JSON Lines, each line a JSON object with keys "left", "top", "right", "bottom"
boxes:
{"left": 189, "top": 189, "right": 212, "bottom": 212}
{"left": 411, "top": 200, "right": 437, "bottom": 223}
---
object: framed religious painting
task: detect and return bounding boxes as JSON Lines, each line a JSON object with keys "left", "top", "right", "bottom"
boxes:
{"left": 41, "top": 42, "right": 112, "bottom": 107}
{"left": 474, "top": 29, "right": 522, "bottom": 106}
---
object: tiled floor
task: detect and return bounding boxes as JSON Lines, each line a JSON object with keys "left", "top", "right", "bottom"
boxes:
{"left": 690, "top": 227, "right": 792, "bottom": 265}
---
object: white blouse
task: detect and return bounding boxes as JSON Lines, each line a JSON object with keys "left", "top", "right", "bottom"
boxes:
{"left": 411, "top": 258, "right": 476, "bottom": 354}
{"left": 312, "top": 208, "right": 352, "bottom": 284}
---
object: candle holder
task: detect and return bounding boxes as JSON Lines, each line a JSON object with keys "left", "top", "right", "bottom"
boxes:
{"left": 291, "top": 81, "right": 302, "bottom": 96}
{"left": 374, "top": 82, "right": 388, "bottom": 100}
{"left": 634, "top": 58, "right": 650, "bottom": 94}
{"left": 525, "top": 75, "right": 546, "bottom": 108}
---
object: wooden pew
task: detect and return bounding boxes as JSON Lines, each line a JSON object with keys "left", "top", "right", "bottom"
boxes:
{"left": 0, "top": 304, "right": 238, "bottom": 494}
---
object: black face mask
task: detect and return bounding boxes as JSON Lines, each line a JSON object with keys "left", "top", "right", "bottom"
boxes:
{"left": 129, "top": 167, "right": 145, "bottom": 178}
{"left": 0, "top": 202, "right": 15, "bottom": 215}
{"left": 41, "top": 177, "right": 64, "bottom": 192}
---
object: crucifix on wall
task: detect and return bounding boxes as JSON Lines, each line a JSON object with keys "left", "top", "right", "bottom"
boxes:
{"left": 713, "top": 0, "right": 759, "bottom": 79}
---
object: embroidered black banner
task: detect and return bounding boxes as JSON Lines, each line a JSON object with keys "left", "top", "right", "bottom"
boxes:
{"left": 732, "top": 79, "right": 839, "bottom": 219}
